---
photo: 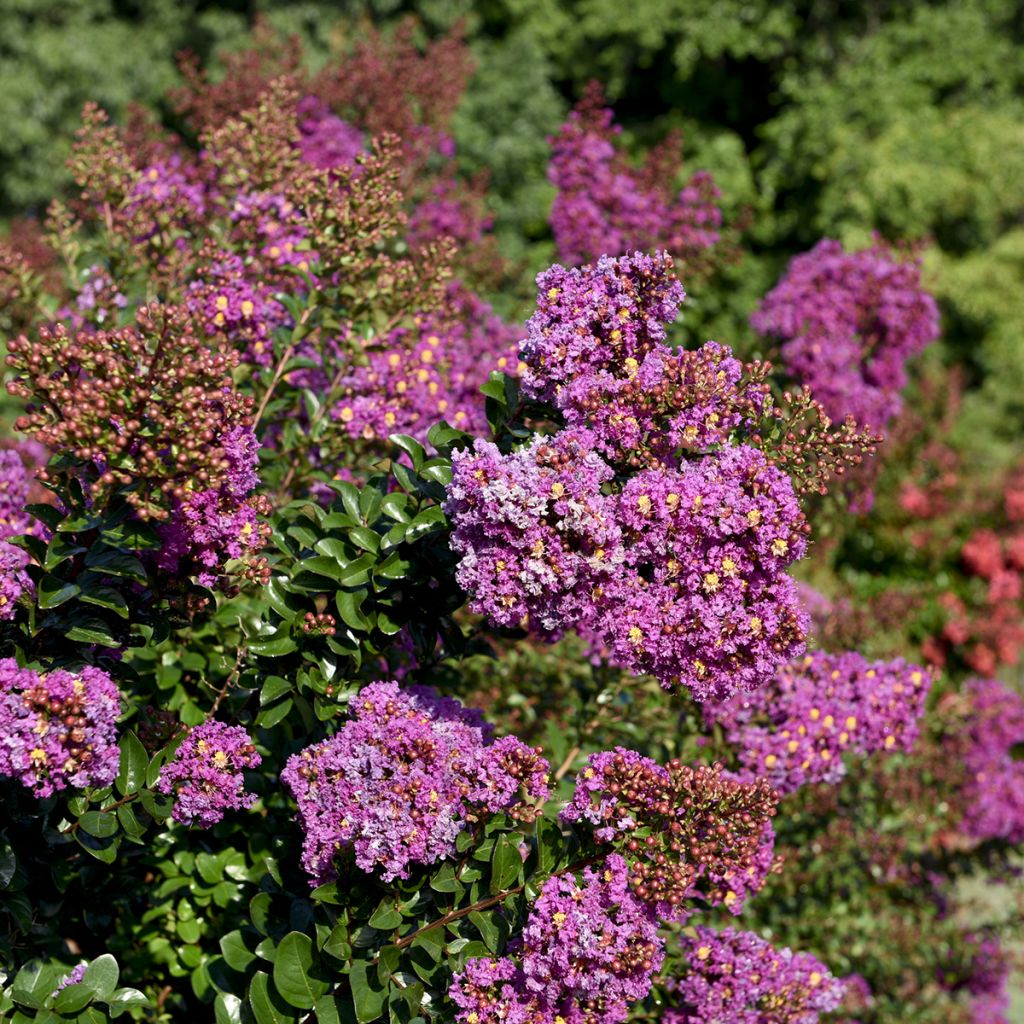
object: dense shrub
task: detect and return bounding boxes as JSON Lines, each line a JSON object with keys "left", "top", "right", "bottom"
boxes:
{"left": 0, "top": 14, "right": 1021, "bottom": 1024}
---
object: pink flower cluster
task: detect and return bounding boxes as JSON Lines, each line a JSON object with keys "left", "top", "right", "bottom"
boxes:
{"left": 521, "top": 253, "right": 769, "bottom": 465}
{"left": 156, "top": 720, "right": 261, "bottom": 827}
{"left": 296, "top": 96, "right": 364, "bottom": 170}
{"left": 157, "top": 425, "right": 268, "bottom": 589}
{"left": 958, "top": 678, "right": 1024, "bottom": 845}
{"left": 450, "top": 855, "right": 662, "bottom": 1024}
{"left": 281, "top": 681, "right": 550, "bottom": 884}
{"left": 334, "top": 284, "right": 521, "bottom": 444}
{"left": 705, "top": 652, "right": 933, "bottom": 795}
{"left": 665, "top": 927, "right": 846, "bottom": 1024}
{"left": 560, "top": 749, "right": 779, "bottom": 919}
{"left": 0, "top": 449, "right": 36, "bottom": 620}
{"left": 751, "top": 240, "right": 940, "bottom": 432}
{"left": 446, "top": 251, "right": 809, "bottom": 696}
{"left": 187, "top": 251, "right": 289, "bottom": 369}
{"left": 548, "top": 85, "right": 721, "bottom": 268}
{"left": 0, "top": 658, "right": 121, "bottom": 797}
{"left": 447, "top": 431, "right": 807, "bottom": 698}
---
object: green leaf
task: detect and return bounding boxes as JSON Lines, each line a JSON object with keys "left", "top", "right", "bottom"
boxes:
{"left": 37, "top": 576, "right": 80, "bottom": 609}
{"left": 312, "top": 994, "right": 344, "bottom": 1024}
{"left": 260, "top": 676, "right": 293, "bottom": 706}
{"left": 66, "top": 623, "right": 119, "bottom": 647}
{"left": 368, "top": 901, "right": 402, "bottom": 931}
{"left": 44, "top": 534, "right": 86, "bottom": 571}
{"left": 257, "top": 698, "right": 294, "bottom": 728}
{"left": 214, "top": 993, "right": 244, "bottom": 1024}
{"left": 272, "top": 932, "right": 329, "bottom": 1010}
{"left": 77, "top": 812, "right": 118, "bottom": 839}
{"left": 348, "top": 527, "right": 381, "bottom": 553}
{"left": 11, "top": 960, "right": 63, "bottom": 1010}
{"left": 349, "top": 961, "right": 387, "bottom": 1024}
{"left": 78, "top": 585, "right": 130, "bottom": 619}
{"left": 220, "top": 930, "right": 257, "bottom": 972}
{"left": 83, "top": 548, "right": 147, "bottom": 583}
{"left": 107, "top": 987, "right": 150, "bottom": 1018}
{"left": 115, "top": 733, "right": 148, "bottom": 796}
{"left": 389, "top": 434, "right": 426, "bottom": 472}
{"left": 82, "top": 955, "right": 118, "bottom": 1001}
{"left": 249, "top": 633, "right": 298, "bottom": 657}
{"left": 248, "top": 972, "right": 298, "bottom": 1024}
{"left": 54, "top": 983, "right": 93, "bottom": 1014}
{"left": 490, "top": 834, "right": 522, "bottom": 894}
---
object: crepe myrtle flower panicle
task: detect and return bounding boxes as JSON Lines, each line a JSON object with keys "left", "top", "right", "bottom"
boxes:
{"left": 0, "top": 448, "right": 37, "bottom": 541}
{"left": 156, "top": 720, "right": 261, "bottom": 827}
{"left": 586, "top": 445, "right": 809, "bottom": 699}
{"left": 450, "top": 855, "right": 663, "bottom": 1024}
{"left": 561, "top": 750, "right": 779, "bottom": 920}
{"left": 0, "top": 541, "right": 32, "bottom": 621}
{"left": 281, "top": 681, "right": 550, "bottom": 885}
{"left": 445, "top": 429, "right": 622, "bottom": 636}
{"left": 959, "top": 678, "right": 1024, "bottom": 845}
{"left": 751, "top": 239, "right": 940, "bottom": 432}
{"left": 548, "top": 83, "right": 722, "bottom": 268}
{"left": 520, "top": 250, "right": 685, "bottom": 406}
{"left": 666, "top": 927, "right": 846, "bottom": 1024}
{"left": 705, "top": 652, "right": 933, "bottom": 795}
{"left": 0, "top": 659, "right": 121, "bottom": 798}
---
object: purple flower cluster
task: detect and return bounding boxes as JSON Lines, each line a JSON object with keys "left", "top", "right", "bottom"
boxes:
{"left": 445, "top": 430, "right": 621, "bottom": 636}
{"left": 450, "top": 854, "right": 662, "bottom": 1024}
{"left": 281, "top": 681, "right": 550, "bottom": 884}
{"left": 156, "top": 719, "right": 261, "bottom": 827}
{"left": 447, "top": 429, "right": 808, "bottom": 698}
{"left": 406, "top": 176, "right": 493, "bottom": 253}
{"left": 0, "top": 658, "right": 121, "bottom": 797}
{"left": 665, "top": 927, "right": 846, "bottom": 1024}
{"left": 0, "top": 448, "right": 35, "bottom": 540}
{"left": 521, "top": 253, "right": 770, "bottom": 466}
{"left": 296, "top": 96, "right": 364, "bottom": 170}
{"left": 334, "top": 284, "right": 521, "bottom": 444}
{"left": 51, "top": 963, "right": 87, "bottom": 997}
{"left": 751, "top": 240, "right": 940, "bottom": 432}
{"left": 548, "top": 88, "right": 721, "bottom": 268}
{"left": 157, "top": 425, "right": 268, "bottom": 588}
{"left": 705, "top": 652, "right": 932, "bottom": 795}
{"left": 958, "top": 678, "right": 1024, "bottom": 845}
{"left": 963, "top": 936, "right": 1010, "bottom": 1024}
{"left": 0, "top": 447, "right": 38, "bottom": 619}
{"left": 561, "top": 749, "right": 779, "bottom": 919}
{"left": 187, "top": 251, "right": 289, "bottom": 368}
{"left": 590, "top": 447, "right": 808, "bottom": 698}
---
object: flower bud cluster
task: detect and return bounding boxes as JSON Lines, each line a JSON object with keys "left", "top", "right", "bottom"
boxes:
{"left": 751, "top": 239, "right": 940, "bottom": 433}
{"left": 451, "top": 855, "right": 663, "bottom": 1024}
{"left": 156, "top": 719, "right": 261, "bottom": 827}
{"left": 665, "top": 927, "right": 846, "bottom": 1023}
{"left": 281, "top": 681, "right": 550, "bottom": 884}
{"left": 561, "top": 749, "right": 779, "bottom": 919}
{"left": 7, "top": 304, "right": 253, "bottom": 519}
{"left": 0, "top": 658, "right": 121, "bottom": 797}
{"left": 705, "top": 652, "right": 933, "bottom": 795}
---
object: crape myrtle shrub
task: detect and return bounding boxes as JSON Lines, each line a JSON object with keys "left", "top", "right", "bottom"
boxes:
{"left": 0, "top": 23, "right": 1020, "bottom": 1024}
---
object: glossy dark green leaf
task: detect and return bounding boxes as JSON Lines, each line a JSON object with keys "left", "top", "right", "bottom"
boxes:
{"left": 78, "top": 811, "right": 118, "bottom": 839}
{"left": 272, "top": 932, "right": 329, "bottom": 1010}
{"left": 248, "top": 972, "right": 298, "bottom": 1024}
{"left": 37, "top": 575, "right": 80, "bottom": 609}
{"left": 349, "top": 961, "right": 387, "bottom": 1024}
{"left": 489, "top": 834, "right": 522, "bottom": 894}
{"left": 220, "top": 930, "right": 257, "bottom": 972}
{"left": 115, "top": 733, "right": 148, "bottom": 796}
